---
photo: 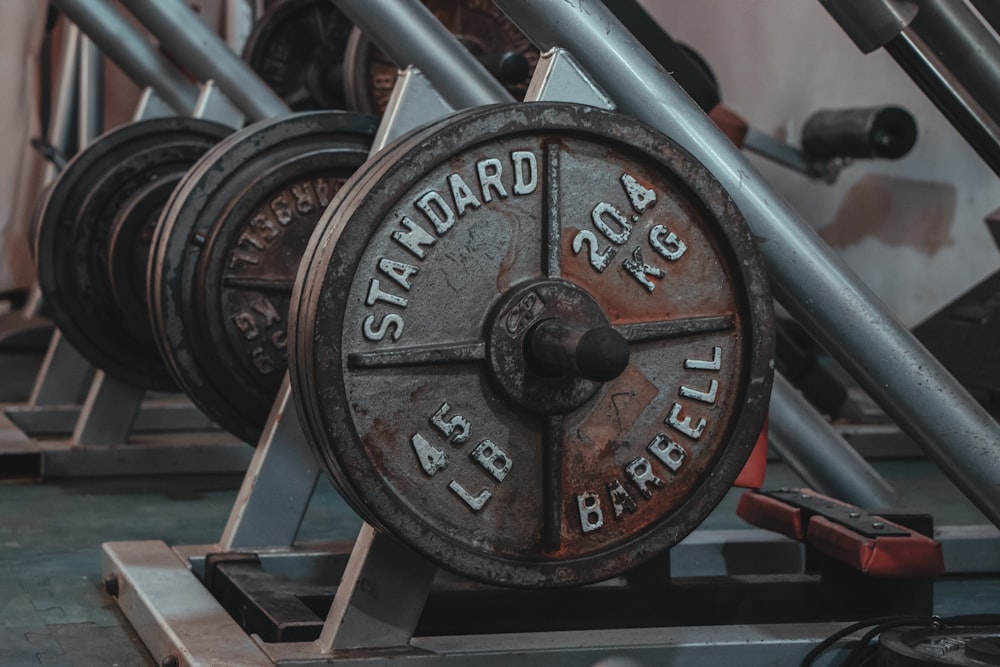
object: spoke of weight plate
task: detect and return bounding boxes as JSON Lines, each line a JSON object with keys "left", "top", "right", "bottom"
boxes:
{"left": 544, "top": 143, "right": 562, "bottom": 280}
{"left": 616, "top": 315, "right": 736, "bottom": 343}
{"left": 221, "top": 277, "right": 297, "bottom": 293}
{"left": 542, "top": 415, "right": 563, "bottom": 551}
{"left": 347, "top": 340, "right": 486, "bottom": 369}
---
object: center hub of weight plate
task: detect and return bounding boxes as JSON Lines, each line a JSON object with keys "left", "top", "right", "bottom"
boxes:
{"left": 486, "top": 280, "right": 626, "bottom": 414}
{"left": 290, "top": 103, "right": 774, "bottom": 588}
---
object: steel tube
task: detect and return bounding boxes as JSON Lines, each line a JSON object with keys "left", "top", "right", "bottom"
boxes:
{"left": 51, "top": 0, "right": 199, "bottom": 114}
{"left": 910, "top": 0, "right": 1000, "bottom": 123}
{"left": 817, "top": 0, "right": 917, "bottom": 52}
{"left": 77, "top": 36, "right": 103, "bottom": 146}
{"left": 334, "top": 0, "right": 514, "bottom": 109}
{"left": 885, "top": 29, "right": 1000, "bottom": 176}
{"left": 48, "top": 22, "right": 80, "bottom": 167}
{"left": 970, "top": 0, "right": 1000, "bottom": 36}
{"left": 770, "top": 373, "right": 901, "bottom": 509}
{"left": 118, "top": 0, "right": 288, "bottom": 122}
{"left": 494, "top": 0, "right": 1000, "bottom": 527}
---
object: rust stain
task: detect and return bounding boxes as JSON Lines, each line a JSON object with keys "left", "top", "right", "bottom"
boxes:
{"left": 574, "top": 364, "right": 658, "bottom": 448}
{"left": 818, "top": 174, "right": 956, "bottom": 255}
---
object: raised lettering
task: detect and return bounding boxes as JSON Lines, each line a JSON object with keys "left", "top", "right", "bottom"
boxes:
{"left": 228, "top": 249, "right": 260, "bottom": 268}
{"left": 471, "top": 439, "right": 511, "bottom": 482}
{"left": 623, "top": 246, "right": 663, "bottom": 292}
{"left": 378, "top": 258, "right": 419, "bottom": 291}
{"left": 392, "top": 216, "right": 436, "bottom": 259}
{"left": 680, "top": 379, "right": 719, "bottom": 404}
{"left": 650, "top": 224, "right": 687, "bottom": 261}
{"left": 314, "top": 178, "right": 331, "bottom": 207}
{"left": 362, "top": 313, "right": 404, "bottom": 342}
{"left": 449, "top": 480, "right": 491, "bottom": 511}
{"left": 251, "top": 297, "right": 281, "bottom": 327}
{"left": 666, "top": 403, "right": 707, "bottom": 440}
{"left": 576, "top": 491, "right": 604, "bottom": 533}
{"left": 430, "top": 403, "right": 471, "bottom": 444}
{"left": 291, "top": 183, "right": 315, "bottom": 214}
{"left": 625, "top": 456, "right": 664, "bottom": 498}
{"left": 504, "top": 291, "right": 544, "bottom": 335}
{"left": 271, "top": 329, "right": 287, "bottom": 350}
{"left": 607, "top": 479, "right": 637, "bottom": 518}
{"left": 686, "top": 347, "right": 722, "bottom": 370}
{"left": 271, "top": 193, "right": 293, "bottom": 225}
{"left": 232, "top": 312, "right": 258, "bottom": 340}
{"left": 477, "top": 158, "right": 508, "bottom": 202}
{"left": 622, "top": 173, "right": 657, "bottom": 212}
{"left": 416, "top": 190, "right": 456, "bottom": 234}
{"left": 592, "top": 202, "right": 631, "bottom": 245}
{"left": 572, "top": 229, "right": 616, "bottom": 272}
{"left": 251, "top": 348, "right": 273, "bottom": 374}
{"left": 647, "top": 434, "right": 686, "bottom": 472}
{"left": 512, "top": 151, "right": 538, "bottom": 195}
{"left": 366, "top": 278, "right": 409, "bottom": 308}
{"left": 411, "top": 433, "right": 448, "bottom": 475}
{"left": 448, "top": 173, "right": 483, "bottom": 216}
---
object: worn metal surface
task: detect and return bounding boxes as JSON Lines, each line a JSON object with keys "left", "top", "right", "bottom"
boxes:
{"left": 879, "top": 625, "right": 1000, "bottom": 665}
{"left": 290, "top": 103, "right": 774, "bottom": 587}
{"left": 35, "top": 117, "right": 231, "bottom": 391}
{"left": 243, "top": 0, "right": 354, "bottom": 111}
{"left": 149, "top": 111, "right": 376, "bottom": 444}
{"left": 342, "top": 0, "right": 538, "bottom": 114}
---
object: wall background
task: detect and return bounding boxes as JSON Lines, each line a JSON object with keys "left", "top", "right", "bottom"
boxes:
{"left": 642, "top": 0, "right": 1000, "bottom": 327}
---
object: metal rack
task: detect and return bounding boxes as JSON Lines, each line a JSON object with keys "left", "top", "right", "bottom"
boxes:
{"left": 100, "top": 1, "right": 1000, "bottom": 659}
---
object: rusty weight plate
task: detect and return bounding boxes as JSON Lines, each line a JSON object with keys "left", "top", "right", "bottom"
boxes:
{"left": 35, "top": 117, "right": 231, "bottom": 390}
{"left": 289, "top": 103, "right": 775, "bottom": 588}
{"left": 149, "top": 111, "right": 376, "bottom": 444}
{"left": 342, "top": 0, "right": 539, "bottom": 114}
{"left": 243, "top": 0, "right": 353, "bottom": 111}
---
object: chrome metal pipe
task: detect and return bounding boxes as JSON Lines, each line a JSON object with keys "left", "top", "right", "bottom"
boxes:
{"left": 334, "top": 0, "right": 514, "bottom": 109}
{"left": 770, "top": 373, "right": 901, "bottom": 509}
{"left": 51, "top": 0, "right": 199, "bottom": 114}
{"left": 119, "top": 0, "right": 288, "bottom": 121}
{"left": 77, "top": 36, "right": 103, "bottom": 146}
{"left": 885, "top": 28, "right": 1000, "bottom": 175}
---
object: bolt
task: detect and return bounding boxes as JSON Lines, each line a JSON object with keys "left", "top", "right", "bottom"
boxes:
{"left": 872, "top": 522, "right": 884, "bottom": 530}
{"left": 848, "top": 512, "right": 861, "bottom": 519}
{"left": 800, "top": 493, "right": 810, "bottom": 499}
{"left": 161, "top": 655, "right": 179, "bottom": 667}
{"left": 104, "top": 573, "right": 119, "bottom": 597}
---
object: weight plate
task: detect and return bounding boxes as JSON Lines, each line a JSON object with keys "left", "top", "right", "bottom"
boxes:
{"left": 289, "top": 103, "right": 775, "bottom": 587}
{"left": 880, "top": 626, "right": 1000, "bottom": 665}
{"left": 243, "top": 0, "right": 353, "bottom": 111}
{"left": 150, "top": 110, "right": 377, "bottom": 444}
{"left": 342, "top": 0, "right": 539, "bottom": 114}
{"left": 35, "top": 117, "right": 231, "bottom": 390}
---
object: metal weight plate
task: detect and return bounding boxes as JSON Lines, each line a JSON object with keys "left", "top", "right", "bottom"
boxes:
{"left": 35, "top": 117, "right": 232, "bottom": 390}
{"left": 149, "top": 111, "right": 377, "bottom": 444}
{"left": 289, "top": 103, "right": 775, "bottom": 587}
{"left": 880, "top": 626, "right": 1000, "bottom": 665}
{"left": 342, "top": 0, "right": 539, "bottom": 114}
{"left": 243, "top": 0, "right": 353, "bottom": 111}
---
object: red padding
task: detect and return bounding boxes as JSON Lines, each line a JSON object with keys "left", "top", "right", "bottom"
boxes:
{"left": 733, "top": 417, "right": 768, "bottom": 489}
{"left": 807, "top": 516, "right": 945, "bottom": 578}
{"left": 736, "top": 490, "right": 805, "bottom": 540}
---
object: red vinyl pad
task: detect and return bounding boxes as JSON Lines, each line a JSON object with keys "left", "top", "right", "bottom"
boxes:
{"left": 737, "top": 488, "right": 945, "bottom": 577}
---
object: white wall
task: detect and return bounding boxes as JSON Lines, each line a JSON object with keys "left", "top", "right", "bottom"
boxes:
{"left": 642, "top": 0, "right": 1000, "bottom": 326}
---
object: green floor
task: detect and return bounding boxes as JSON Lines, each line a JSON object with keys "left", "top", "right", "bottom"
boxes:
{"left": 1, "top": 348, "right": 998, "bottom": 665}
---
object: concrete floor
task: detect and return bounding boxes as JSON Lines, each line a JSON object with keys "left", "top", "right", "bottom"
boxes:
{"left": 1, "top": 347, "right": 999, "bottom": 665}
